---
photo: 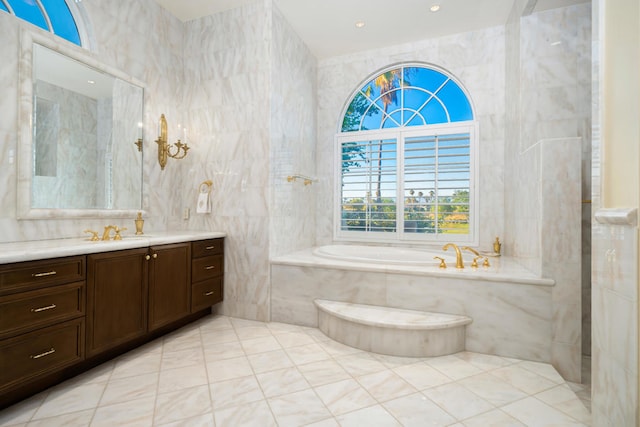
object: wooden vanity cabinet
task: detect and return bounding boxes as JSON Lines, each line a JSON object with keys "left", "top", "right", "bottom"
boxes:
{"left": 86, "top": 243, "right": 192, "bottom": 356}
{"left": 191, "top": 238, "right": 224, "bottom": 312}
{"left": 0, "top": 256, "right": 86, "bottom": 402}
{"left": 86, "top": 248, "right": 148, "bottom": 357}
{"left": 148, "top": 243, "right": 191, "bottom": 331}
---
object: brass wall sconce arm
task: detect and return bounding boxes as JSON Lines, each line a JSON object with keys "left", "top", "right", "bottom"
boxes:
{"left": 156, "top": 114, "right": 189, "bottom": 170}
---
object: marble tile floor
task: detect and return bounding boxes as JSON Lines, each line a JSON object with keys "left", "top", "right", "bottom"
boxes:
{"left": 0, "top": 314, "right": 592, "bottom": 427}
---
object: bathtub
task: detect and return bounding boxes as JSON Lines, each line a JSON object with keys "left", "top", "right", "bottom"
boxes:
{"left": 271, "top": 244, "right": 556, "bottom": 367}
{"left": 313, "top": 244, "right": 448, "bottom": 267}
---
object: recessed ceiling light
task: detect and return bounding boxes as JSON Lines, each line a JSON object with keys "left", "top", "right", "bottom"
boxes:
{"left": 430, "top": 4, "right": 440, "bottom": 12}
{"left": 355, "top": 21, "right": 365, "bottom": 28}
{"left": 87, "top": 80, "right": 95, "bottom": 84}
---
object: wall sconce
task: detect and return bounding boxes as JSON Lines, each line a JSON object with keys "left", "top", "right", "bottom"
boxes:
{"left": 156, "top": 114, "right": 189, "bottom": 170}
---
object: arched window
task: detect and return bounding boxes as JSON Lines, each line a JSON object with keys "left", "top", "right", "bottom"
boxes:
{"left": 336, "top": 63, "right": 478, "bottom": 244}
{"left": 0, "top": 0, "right": 82, "bottom": 46}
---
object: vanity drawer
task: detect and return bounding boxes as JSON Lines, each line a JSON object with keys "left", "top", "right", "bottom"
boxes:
{"left": 191, "top": 277, "right": 223, "bottom": 312}
{"left": 192, "top": 239, "right": 223, "bottom": 258}
{"left": 191, "top": 255, "right": 223, "bottom": 283}
{"left": 0, "top": 318, "right": 84, "bottom": 392}
{"left": 0, "top": 282, "right": 85, "bottom": 339}
{"left": 0, "top": 256, "right": 85, "bottom": 294}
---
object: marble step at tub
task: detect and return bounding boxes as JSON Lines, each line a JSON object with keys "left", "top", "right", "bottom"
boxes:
{"left": 314, "top": 299, "right": 473, "bottom": 357}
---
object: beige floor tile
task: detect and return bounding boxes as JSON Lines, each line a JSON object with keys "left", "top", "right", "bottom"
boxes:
{"left": 256, "top": 366, "right": 310, "bottom": 398}
{"left": 153, "top": 385, "right": 212, "bottom": 425}
{"left": 25, "top": 409, "right": 94, "bottom": 427}
{"left": 314, "top": 378, "right": 377, "bottom": 416}
{"left": 158, "top": 364, "right": 208, "bottom": 394}
{"left": 213, "top": 399, "right": 276, "bottom": 427}
{"left": 335, "top": 404, "right": 401, "bottom": 427}
{"left": 268, "top": 389, "right": 332, "bottom": 427}
{"left": 99, "top": 372, "right": 158, "bottom": 406}
{"left": 422, "top": 382, "right": 494, "bottom": 421}
{"left": 92, "top": 396, "right": 155, "bottom": 426}
{"left": 240, "top": 335, "right": 282, "bottom": 355}
{"left": 247, "top": 349, "right": 294, "bottom": 373}
{"left": 284, "top": 342, "right": 331, "bottom": 365}
{"left": 334, "top": 352, "right": 387, "bottom": 377}
{"left": 209, "top": 375, "right": 265, "bottom": 410}
{"left": 383, "top": 392, "right": 457, "bottom": 426}
{"left": 206, "top": 355, "right": 253, "bottom": 383}
{"left": 31, "top": 382, "right": 106, "bottom": 420}
{"left": 393, "top": 362, "right": 453, "bottom": 390}
{"left": 356, "top": 369, "right": 417, "bottom": 402}
{"left": 297, "top": 359, "right": 351, "bottom": 387}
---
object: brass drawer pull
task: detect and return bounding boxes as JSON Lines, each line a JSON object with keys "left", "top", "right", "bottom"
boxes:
{"left": 31, "top": 348, "right": 56, "bottom": 359}
{"left": 205, "top": 246, "right": 215, "bottom": 250}
{"left": 32, "top": 271, "right": 57, "bottom": 278}
{"left": 205, "top": 266, "right": 215, "bottom": 270}
{"left": 31, "top": 304, "right": 57, "bottom": 313}
{"left": 204, "top": 291, "right": 215, "bottom": 296}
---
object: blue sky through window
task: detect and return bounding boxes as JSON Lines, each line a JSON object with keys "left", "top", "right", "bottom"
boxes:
{"left": 40, "top": 0, "right": 80, "bottom": 45}
{"left": 342, "top": 65, "right": 473, "bottom": 132}
{"left": 2, "top": 0, "right": 81, "bottom": 46}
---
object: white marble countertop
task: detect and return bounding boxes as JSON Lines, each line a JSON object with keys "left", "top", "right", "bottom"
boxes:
{"left": 0, "top": 231, "right": 226, "bottom": 264}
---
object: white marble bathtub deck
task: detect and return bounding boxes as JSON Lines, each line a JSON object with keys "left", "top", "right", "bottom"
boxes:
{"left": 315, "top": 300, "right": 472, "bottom": 330}
{"left": 0, "top": 314, "right": 591, "bottom": 427}
{"left": 272, "top": 248, "right": 555, "bottom": 286}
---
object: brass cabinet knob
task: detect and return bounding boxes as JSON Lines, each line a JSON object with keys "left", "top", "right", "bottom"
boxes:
{"left": 145, "top": 254, "right": 151, "bottom": 261}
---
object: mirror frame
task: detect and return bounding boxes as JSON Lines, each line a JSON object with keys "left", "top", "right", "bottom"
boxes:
{"left": 17, "top": 30, "right": 146, "bottom": 219}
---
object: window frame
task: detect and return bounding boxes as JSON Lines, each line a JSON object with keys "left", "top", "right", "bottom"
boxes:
{"left": 333, "top": 63, "right": 479, "bottom": 246}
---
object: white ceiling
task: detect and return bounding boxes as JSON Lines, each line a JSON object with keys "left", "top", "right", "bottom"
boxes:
{"left": 155, "top": 0, "right": 589, "bottom": 59}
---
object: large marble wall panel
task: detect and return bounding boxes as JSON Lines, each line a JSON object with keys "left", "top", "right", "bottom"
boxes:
{"left": 181, "top": 1, "right": 272, "bottom": 321}
{"left": 504, "top": 4, "right": 592, "bottom": 370}
{"left": 591, "top": 209, "right": 638, "bottom": 426}
{"left": 505, "top": 4, "right": 591, "bottom": 268}
{"left": 315, "top": 27, "right": 506, "bottom": 250}
{"left": 541, "top": 138, "right": 583, "bottom": 382}
{"left": 269, "top": 5, "right": 317, "bottom": 257}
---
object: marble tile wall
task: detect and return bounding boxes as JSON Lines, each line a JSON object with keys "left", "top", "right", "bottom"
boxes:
{"left": 505, "top": 3, "right": 591, "bottom": 276}
{"left": 591, "top": 209, "right": 638, "bottom": 426}
{"left": 315, "top": 26, "right": 506, "bottom": 251}
{"left": 180, "top": 0, "right": 317, "bottom": 321}
{"left": 268, "top": 6, "right": 317, "bottom": 257}
{"left": 180, "top": 1, "right": 273, "bottom": 322}
{"left": 504, "top": 3, "right": 591, "bottom": 380}
{"left": 540, "top": 138, "right": 583, "bottom": 382}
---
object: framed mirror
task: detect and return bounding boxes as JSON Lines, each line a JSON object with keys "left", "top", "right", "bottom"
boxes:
{"left": 17, "top": 32, "right": 145, "bottom": 219}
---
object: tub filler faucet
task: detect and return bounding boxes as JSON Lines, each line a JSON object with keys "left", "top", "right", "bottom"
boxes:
{"left": 442, "top": 243, "right": 464, "bottom": 269}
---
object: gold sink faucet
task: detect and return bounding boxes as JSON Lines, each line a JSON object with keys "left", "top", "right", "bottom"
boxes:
{"left": 443, "top": 243, "right": 464, "bottom": 269}
{"left": 102, "top": 225, "right": 116, "bottom": 240}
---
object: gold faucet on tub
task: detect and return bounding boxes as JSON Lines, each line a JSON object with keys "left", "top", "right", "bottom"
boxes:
{"left": 442, "top": 243, "right": 464, "bottom": 269}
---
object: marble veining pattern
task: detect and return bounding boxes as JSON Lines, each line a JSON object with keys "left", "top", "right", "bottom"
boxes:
{"left": 0, "top": 314, "right": 591, "bottom": 426}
